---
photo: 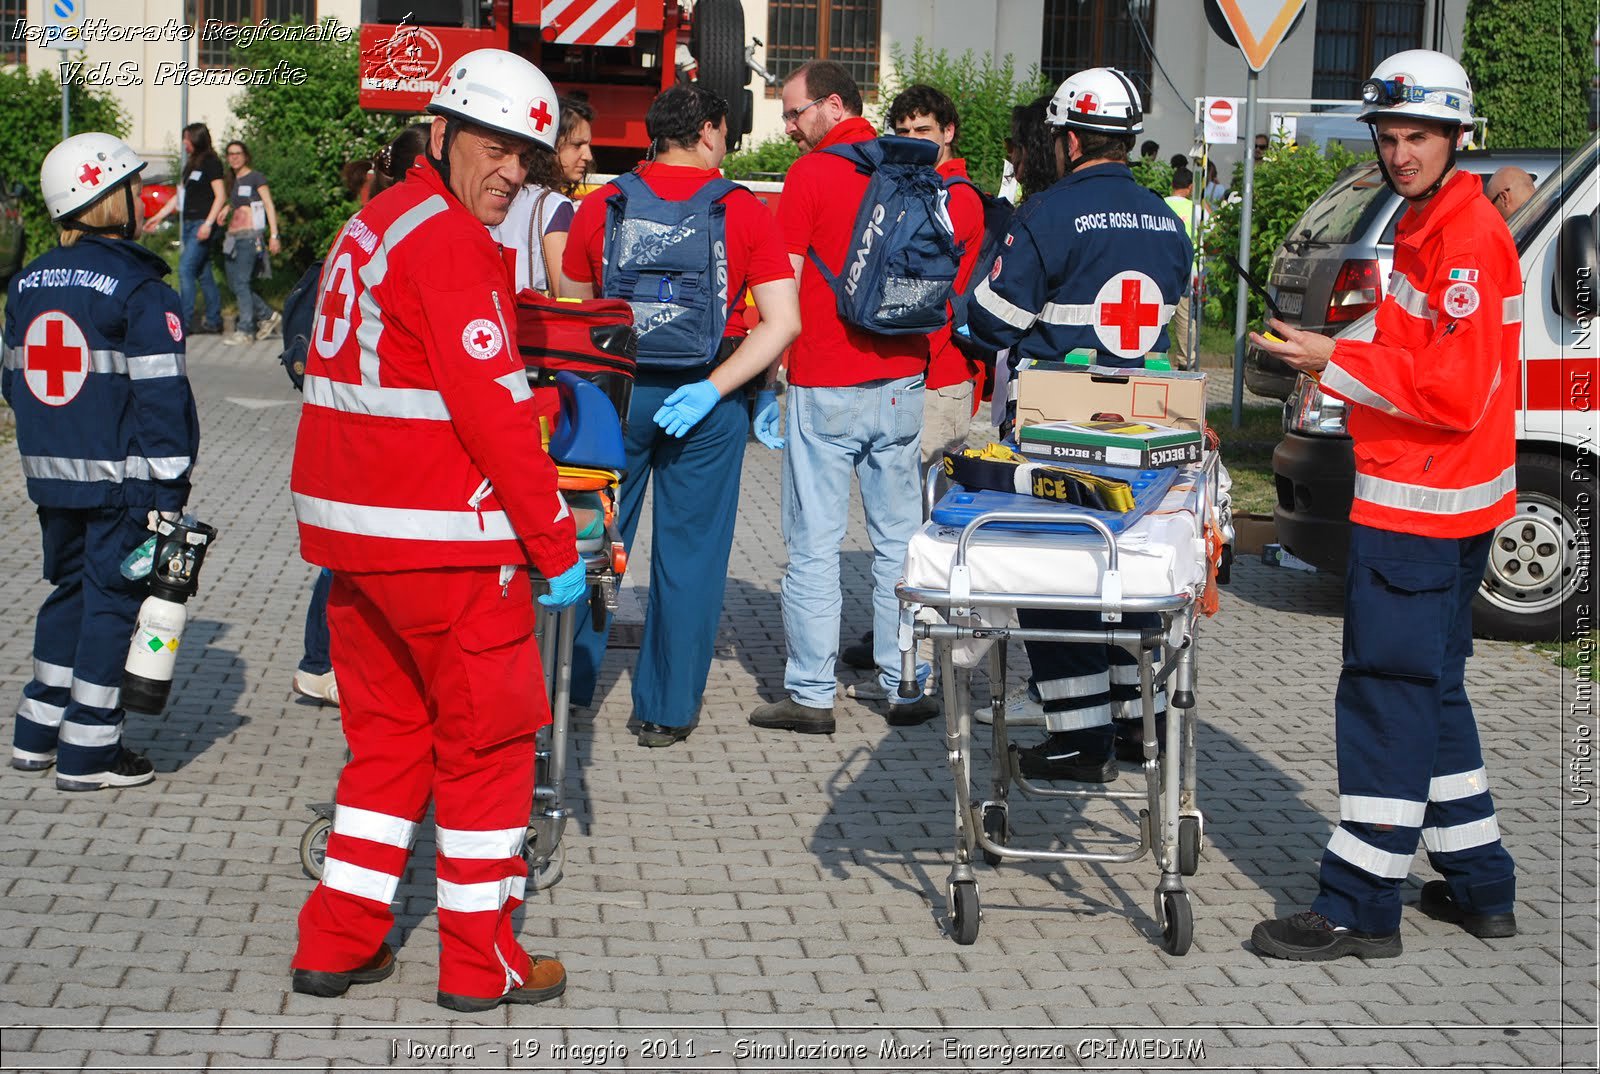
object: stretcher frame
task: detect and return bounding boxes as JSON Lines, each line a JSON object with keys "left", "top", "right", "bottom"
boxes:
{"left": 894, "top": 453, "right": 1217, "bottom": 953}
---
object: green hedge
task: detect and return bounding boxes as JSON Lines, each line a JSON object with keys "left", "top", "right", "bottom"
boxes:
{"left": 1462, "top": 0, "right": 1596, "bottom": 150}
{"left": 229, "top": 21, "right": 409, "bottom": 274}
{"left": 722, "top": 136, "right": 802, "bottom": 181}
{"left": 0, "top": 67, "right": 130, "bottom": 262}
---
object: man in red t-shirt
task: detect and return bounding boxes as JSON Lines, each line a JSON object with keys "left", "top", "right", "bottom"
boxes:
{"left": 747, "top": 61, "right": 940, "bottom": 736}
{"left": 562, "top": 85, "right": 800, "bottom": 748}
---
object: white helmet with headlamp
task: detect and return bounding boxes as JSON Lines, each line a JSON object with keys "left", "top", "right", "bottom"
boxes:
{"left": 1358, "top": 49, "right": 1474, "bottom": 129}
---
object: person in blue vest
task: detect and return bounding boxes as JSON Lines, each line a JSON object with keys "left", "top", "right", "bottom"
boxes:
{"left": 3, "top": 132, "right": 200, "bottom": 790}
{"left": 966, "top": 68, "right": 1191, "bottom": 782}
{"left": 561, "top": 84, "right": 801, "bottom": 746}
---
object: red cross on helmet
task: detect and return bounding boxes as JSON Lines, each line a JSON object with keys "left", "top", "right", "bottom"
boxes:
{"left": 1048, "top": 67, "right": 1144, "bottom": 134}
{"left": 40, "top": 132, "right": 147, "bottom": 222}
{"left": 427, "top": 48, "right": 561, "bottom": 151}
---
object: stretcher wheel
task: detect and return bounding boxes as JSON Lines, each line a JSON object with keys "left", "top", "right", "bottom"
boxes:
{"left": 981, "top": 805, "right": 1008, "bottom": 868}
{"left": 299, "top": 816, "right": 332, "bottom": 881}
{"left": 1158, "top": 890, "right": 1193, "bottom": 955}
{"left": 1178, "top": 816, "right": 1203, "bottom": 877}
{"left": 948, "top": 881, "right": 980, "bottom": 945}
{"left": 524, "top": 832, "right": 565, "bottom": 891}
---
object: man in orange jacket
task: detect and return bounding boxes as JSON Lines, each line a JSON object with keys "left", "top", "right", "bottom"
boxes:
{"left": 1248, "top": 50, "right": 1519, "bottom": 960}
{"left": 288, "top": 49, "right": 588, "bottom": 1010}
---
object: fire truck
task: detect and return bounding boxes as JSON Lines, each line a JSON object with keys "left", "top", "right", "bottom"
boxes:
{"left": 356, "top": 0, "right": 765, "bottom": 170}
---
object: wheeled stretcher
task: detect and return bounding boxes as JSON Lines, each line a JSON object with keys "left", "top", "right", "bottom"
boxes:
{"left": 894, "top": 452, "right": 1226, "bottom": 952}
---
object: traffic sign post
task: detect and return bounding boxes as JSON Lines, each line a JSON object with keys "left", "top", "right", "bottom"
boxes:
{"left": 44, "top": 0, "right": 86, "bottom": 140}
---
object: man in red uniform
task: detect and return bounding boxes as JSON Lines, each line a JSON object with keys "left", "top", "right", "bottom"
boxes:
{"left": 1248, "top": 50, "right": 1519, "bottom": 960}
{"left": 289, "top": 49, "right": 588, "bottom": 1010}
{"left": 559, "top": 84, "right": 800, "bottom": 748}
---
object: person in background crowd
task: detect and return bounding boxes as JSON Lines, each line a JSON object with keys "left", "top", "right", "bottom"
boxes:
{"left": 291, "top": 123, "right": 431, "bottom": 709}
{"left": 1249, "top": 49, "right": 1518, "bottom": 962}
{"left": 5, "top": 133, "right": 200, "bottom": 790}
{"left": 1202, "top": 159, "right": 1228, "bottom": 207}
{"left": 1254, "top": 133, "right": 1270, "bottom": 163}
{"left": 1010, "top": 94, "right": 1059, "bottom": 202}
{"left": 288, "top": 51, "right": 586, "bottom": 1012}
{"left": 1170, "top": 152, "right": 1189, "bottom": 169}
{"left": 218, "top": 141, "right": 283, "bottom": 345}
{"left": 491, "top": 135, "right": 577, "bottom": 296}
{"left": 554, "top": 95, "right": 596, "bottom": 196}
{"left": 561, "top": 84, "right": 800, "bottom": 747}
{"left": 1485, "top": 165, "right": 1533, "bottom": 220}
{"left": 966, "top": 67, "right": 1192, "bottom": 782}
{"left": 1140, "top": 139, "right": 1160, "bottom": 162}
{"left": 1164, "top": 166, "right": 1203, "bottom": 370}
{"left": 144, "top": 122, "right": 225, "bottom": 334}
{"left": 746, "top": 59, "right": 940, "bottom": 735}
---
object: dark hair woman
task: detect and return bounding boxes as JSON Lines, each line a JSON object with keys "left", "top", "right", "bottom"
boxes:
{"left": 143, "top": 122, "right": 225, "bottom": 332}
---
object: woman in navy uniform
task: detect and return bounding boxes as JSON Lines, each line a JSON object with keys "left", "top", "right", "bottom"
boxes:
{"left": 3, "top": 132, "right": 199, "bottom": 790}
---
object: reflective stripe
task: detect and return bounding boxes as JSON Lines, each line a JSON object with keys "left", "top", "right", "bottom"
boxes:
{"left": 18, "top": 696, "right": 65, "bottom": 728}
{"left": 436, "top": 824, "right": 525, "bottom": 860}
{"left": 1354, "top": 463, "right": 1516, "bottom": 515}
{"left": 1340, "top": 794, "right": 1426, "bottom": 827}
{"left": 1110, "top": 659, "right": 1161, "bottom": 686}
{"left": 1039, "top": 301, "right": 1175, "bottom": 327}
{"left": 1421, "top": 815, "right": 1501, "bottom": 854}
{"left": 1501, "top": 294, "right": 1522, "bottom": 323}
{"left": 437, "top": 874, "right": 525, "bottom": 913}
{"left": 334, "top": 804, "right": 419, "bottom": 849}
{"left": 128, "top": 352, "right": 185, "bottom": 380}
{"left": 71, "top": 677, "right": 120, "bottom": 711}
{"left": 295, "top": 492, "right": 519, "bottom": 543}
{"left": 1035, "top": 670, "right": 1109, "bottom": 701}
{"left": 1326, "top": 827, "right": 1413, "bottom": 879}
{"left": 1042, "top": 704, "right": 1113, "bottom": 731}
{"left": 58, "top": 720, "right": 122, "bottom": 747}
{"left": 496, "top": 369, "right": 532, "bottom": 403}
{"left": 322, "top": 857, "right": 401, "bottom": 905}
{"left": 20, "top": 454, "right": 192, "bottom": 483}
{"left": 973, "top": 277, "right": 1037, "bottom": 330}
{"left": 358, "top": 196, "right": 449, "bottom": 386}
{"left": 2, "top": 345, "right": 184, "bottom": 380}
{"left": 1324, "top": 358, "right": 1502, "bottom": 430}
{"left": 1429, "top": 767, "right": 1489, "bottom": 801}
{"left": 33, "top": 658, "right": 73, "bottom": 688}
{"left": 304, "top": 374, "right": 452, "bottom": 421}
{"left": 1388, "top": 275, "right": 1433, "bottom": 322}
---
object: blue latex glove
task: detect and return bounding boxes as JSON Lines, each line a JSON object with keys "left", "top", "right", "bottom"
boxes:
{"left": 537, "top": 559, "right": 588, "bottom": 609}
{"left": 753, "top": 389, "right": 785, "bottom": 450}
{"left": 652, "top": 379, "right": 722, "bottom": 438}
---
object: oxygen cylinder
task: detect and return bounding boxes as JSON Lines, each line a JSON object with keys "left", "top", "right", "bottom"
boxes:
{"left": 121, "top": 514, "right": 218, "bottom": 714}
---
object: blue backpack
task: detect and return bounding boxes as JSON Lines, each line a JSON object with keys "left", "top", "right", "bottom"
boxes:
{"left": 279, "top": 258, "right": 324, "bottom": 391}
{"left": 807, "top": 136, "right": 965, "bottom": 336}
{"left": 602, "top": 171, "right": 737, "bottom": 369}
{"left": 947, "top": 183, "right": 1015, "bottom": 335}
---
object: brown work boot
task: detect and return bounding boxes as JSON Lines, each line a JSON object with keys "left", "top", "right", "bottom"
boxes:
{"left": 748, "top": 697, "right": 836, "bottom": 734}
{"left": 436, "top": 954, "right": 567, "bottom": 1012}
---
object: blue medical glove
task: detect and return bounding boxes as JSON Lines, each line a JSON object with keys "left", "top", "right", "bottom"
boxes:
{"left": 537, "top": 559, "right": 588, "bottom": 609}
{"left": 753, "top": 389, "right": 785, "bottom": 450}
{"left": 652, "top": 379, "right": 722, "bottom": 438}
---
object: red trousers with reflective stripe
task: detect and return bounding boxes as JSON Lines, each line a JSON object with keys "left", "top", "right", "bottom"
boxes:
{"left": 293, "top": 566, "right": 550, "bottom": 999}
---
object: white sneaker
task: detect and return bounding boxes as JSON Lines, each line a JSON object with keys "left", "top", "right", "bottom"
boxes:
{"left": 976, "top": 689, "right": 1047, "bottom": 726}
{"left": 11, "top": 746, "right": 55, "bottom": 772}
{"left": 255, "top": 311, "right": 282, "bottom": 341}
{"left": 843, "top": 680, "right": 889, "bottom": 701}
{"left": 293, "top": 669, "right": 340, "bottom": 705}
{"left": 221, "top": 330, "right": 250, "bottom": 346}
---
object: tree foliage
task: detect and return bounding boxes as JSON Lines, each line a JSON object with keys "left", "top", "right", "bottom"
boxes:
{"left": 721, "top": 136, "right": 802, "bottom": 180}
{"left": 1461, "top": 0, "right": 1595, "bottom": 150}
{"left": 0, "top": 66, "right": 131, "bottom": 261}
{"left": 229, "top": 21, "right": 409, "bottom": 272}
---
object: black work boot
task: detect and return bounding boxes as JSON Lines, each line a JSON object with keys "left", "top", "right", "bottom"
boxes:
{"left": 1418, "top": 881, "right": 1517, "bottom": 938}
{"left": 748, "top": 697, "right": 836, "bottom": 735}
{"left": 1251, "top": 911, "right": 1401, "bottom": 961}
{"left": 1017, "top": 729, "right": 1117, "bottom": 782}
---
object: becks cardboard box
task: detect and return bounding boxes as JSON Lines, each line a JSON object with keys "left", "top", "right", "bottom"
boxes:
{"left": 1014, "top": 362, "right": 1207, "bottom": 461}
{"left": 1019, "top": 417, "right": 1204, "bottom": 468}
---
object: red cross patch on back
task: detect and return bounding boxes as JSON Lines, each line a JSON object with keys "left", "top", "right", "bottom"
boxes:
{"left": 23, "top": 312, "right": 91, "bottom": 406}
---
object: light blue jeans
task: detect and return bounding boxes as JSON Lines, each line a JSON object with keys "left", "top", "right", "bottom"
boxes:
{"left": 780, "top": 375, "right": 929, "bottom": 708}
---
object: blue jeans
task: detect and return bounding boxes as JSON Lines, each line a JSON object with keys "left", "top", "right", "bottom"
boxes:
{"left": 299, "top": 568, "right": 332, "bottom": 675}
{"left": 780, "top": 376, "right": 928, "bottom": 708}
{"left": 179, "top": 219, "right": 222, "bottom": 331}
{"left": 223, "top": 233, "right": 270, "bottom": 335}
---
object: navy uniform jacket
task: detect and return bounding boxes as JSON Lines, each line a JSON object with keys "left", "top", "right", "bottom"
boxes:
{"left": 2, "top": 237, "right": 198, "bottom": 511}
{"left": 968, "top": 161, "right": 1193, "bottom": 369}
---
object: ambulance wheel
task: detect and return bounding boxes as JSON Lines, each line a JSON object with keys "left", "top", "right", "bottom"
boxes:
{"left": 692, "top": 0, "right": 750, "bottom": 149}
{"left": 981, "top": 805, "right": 1008, "bottom": 867}
{"left": 948, "top": 881, "right": 980, "bottom": 945}
{"left": 524, "top": 833, "right": 565, "bottom": 891}
{"left": 1178, "top": 816, "right": 1203, "bottom": 877}
{"left": 1474, "top": 451, "right": 1595, "bottom": 641}
{"left": 1158, "top": 890, "right": 1193, "bottom": 955}
{"left": 299, "top": 816, "right": 332, "bottom": 881}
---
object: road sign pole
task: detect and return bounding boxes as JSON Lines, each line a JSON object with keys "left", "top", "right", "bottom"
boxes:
{"left": 1230, "top": 69, "right": 1259, "bottom": 429}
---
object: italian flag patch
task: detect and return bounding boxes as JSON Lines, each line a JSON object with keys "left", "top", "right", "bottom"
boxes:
{"left": 1449, "top": 268, "right": 1478, "bottom": 282}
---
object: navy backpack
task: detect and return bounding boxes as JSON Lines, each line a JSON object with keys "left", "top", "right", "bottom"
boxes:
{"left": 947, "top": 182, "right": 1015, "bottom": 335}
{"left": 807, "top": 135, "right": 965, "bottom": 336}
{"left": 279, "top": 259, "right": 324, "bottom": 391}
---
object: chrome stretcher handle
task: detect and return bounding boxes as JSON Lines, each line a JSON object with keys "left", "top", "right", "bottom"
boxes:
{"left": 954, "top": 510, "right": 1123, "bottom": 623}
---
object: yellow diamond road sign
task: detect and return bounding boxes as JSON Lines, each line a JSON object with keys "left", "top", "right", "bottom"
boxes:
{"left": 1217, "top": 0, "right": 1306, "bottom": 71}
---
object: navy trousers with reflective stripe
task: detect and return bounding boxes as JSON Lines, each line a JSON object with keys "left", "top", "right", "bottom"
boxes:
{"left": 1021, "top": 609, "right": 1163, "bottom": 738}
{"left": 1312, "top": 525, "right": 1516, "bottom": 934}
{"left": 14, "top": 507, "right": 149, "bottom": 774}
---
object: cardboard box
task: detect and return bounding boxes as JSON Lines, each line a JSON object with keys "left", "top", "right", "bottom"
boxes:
{"left": 1014, "top": 362, "right": 1207, "bottom": 444}
{"left": 1231, "top": 512, "right": 1277, "bottom": 556}
{"left": 1019, "top": 417, "right": 1204, "bottom": 468}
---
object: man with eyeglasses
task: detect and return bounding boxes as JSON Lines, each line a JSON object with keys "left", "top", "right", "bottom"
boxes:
{"left": 1484, "top": 166, "right": 1533, "bottom": 220}
{"left": 747, "top": 59, "right": 940, "bottom": 736}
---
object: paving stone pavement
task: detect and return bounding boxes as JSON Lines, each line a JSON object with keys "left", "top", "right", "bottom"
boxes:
{"left": 0, "top": 336, "right": 1594, "bottom": 1073}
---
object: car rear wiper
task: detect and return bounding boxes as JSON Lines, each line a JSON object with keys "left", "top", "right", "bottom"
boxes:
{"left": 1283, "top": 229, "right": 1332, "bottom": 252}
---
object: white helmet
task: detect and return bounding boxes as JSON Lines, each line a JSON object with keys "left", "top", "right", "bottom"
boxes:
{"left": 1359, "top": 49, "right": 1474, "bottom": 128}
{"left": 41, "top": 132, "right": 147, "bottom": 221}
{"left": 428, "top": 49, "right": 561, "bottom": 151}
{"left": 1048, "top": 67, "right": 1143, "bottom": 134}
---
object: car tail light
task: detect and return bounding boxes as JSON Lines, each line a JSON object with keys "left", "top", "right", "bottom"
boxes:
{"left": 1325, "top": 259, "right": 1381, "bottom": 325}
